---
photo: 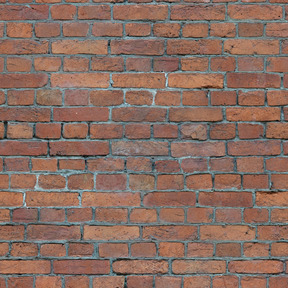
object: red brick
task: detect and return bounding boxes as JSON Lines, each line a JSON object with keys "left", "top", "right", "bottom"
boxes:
{"left": 78, "top": 5, "right": 110, "bottom": 19}
{"left": 84, "top": 225, "right": 139, "bottom": 240}
{"left": 181, "top": 124, "right": 207, "bottom": 140}
{"left": 171, "top": 5, "right": 225, "bottom": 20}
{"left": 267, "top": 91, "right": 288, "bottom": 105}
{"left": 210, "top": 158, "right": 234, "bottom": 172}
{"left": 143, "top": 192, "right": 195, "bottom": 207}
{"left": 54, "top": 260, "right": 110, "bottom": 275}
{"left": 87, "top": 158, "right": 124, "bottom": 172}
{"left": 0, "top": 260, "right": 50, "bottom": 274}
{"left": 243, "top": 175, "right": 269, "bottom": 189}
{"left": 182, "top": 158, "right": 208, "bottom": 172}
{"left": 50, "top": 141, "right": 109, "bottom": 156}
{"left": 13, "top": 208, "right": 37, "bottom": 223}
{"left": 7, "top": 57, "right": 32, "bottom": 72}
{"left": 129, "top": 174, "right": 154, "bottom": 191}
{"left": 228, "top": 5, "right": 282, "bottom": 20}
{"left": 269, "top": 277, "right": 288, "bottom": 288}
{"left": 92, "top": 23, "right": 123, "bottom": 37}
{"left": 229, "top": 260, "right": 283, "bottom": 274}
{"left": 213, "top": 276, "right": 239, "bottom": 288}
{"left": 11, "top": 174, "right": 36, "bottom": 189}
{"left": 51, "top": 4, "right": 76, "bottom": 20}
{"left": 187, "top": 207, "right": 213, "bottom": 223}
{"left": 182, "top": 23, "right": 209, "bottom": 38}
{"left": 244, "top": 208, "right": 269, "bottom": 223}
{"left": 0, "top": 5, "right": 49, "bottom": 20}
{"left": 210, "top": 123, "right": 236, "bottom": 140}
{"left": 216, "top": 243, "right": 241, "bottom": 257}
{"left": 256, "top": 192, "right": 288, "bottom": 207}
{"left": 155, "top": 160, "right": 180, "bottom": 173}
{"left": 7, "top": 123, "right": 33, "bottom": 139}
{"left": 187, "top": 174, "right": 212, "bottom": 190}
{"left": 181, "top": 58, "right": 209, "bottom": 71}
{"left": 167, "top": 40, "right": 222, "bottom": 55}
{"left": 112, "top": 141, "right": 168, "bottom": 156}
{"left": 224, "top": 40, "right": 279, "bottom": 55}
{"left": 113, "top": 5, "right": 168, "bottom": 20}
{"left": 126, "top": 23, "right": 151, "bottom": 37}
{"left": 201, "top": 225, "right": 255, "bottom": 241}
{"left": 129, "top": 219, "right": 152, "bottom": 237}
{"left": 237, "top": 157, "right": 264, "bottom": 173}
{"left": 36, "top": 123, "right": 61, "bottom": 139}
{"left": 238, "top": 57, "right": 264, "bottom": 72}
{"left": 64, "top": 90, "right": 89, "bottom": 106}
{"left": 35, "top": 23, "right": 60, "bottom": 37}
{"left": 143, "top": 226, "right": 197, "bottom": 240}
{"left": 199, "top": 192, "right": 253, "bottom": 207}
{"left": 35, "top": 276, "right": 62, "bottom": 288}
{"left": 40, "top": 208, "right": 65, "bottom": 222}
{"left": 266, "top": 157, "right": 288, "bottom": 172}
{"left": 35, "top": 57, "right": 61, "bottom": 72}
{"left": 59, "top": 159, "right": 85, "bottom": 170}
{"left": 93, "top": 276, "right": 125, "bottom": 288}
{"left": 159, "top": 243, "right": 184, "bottom": 258}
{"left": 68, "top": 243, "right": 94, "bottom": 257}
{"left": 27, "top": 225, "right": 80, "bottom": 240}
{"left": 52, "top": 40, "right": 107, "bottom": 55}
{"left": 92, "top": 58, "right": 123, "bottom": 73}
{"left": 8, "top": 277, "right": 34, "bottom": 288}
{"left": 170, "top": 108, "right": 223, "bottom": 121}
{"left": 63, "top": 124, "right": 88, "bottom": 139}
{"left": 64, "top": 57, "right": 89, "bottom": 71}
{"left": 111, "top": 40, "right": 164, "bottom": 55}
{"left": 7, "top": 90, "right": 34, "bottom": 106}
{"left": 68, "top": 174, "right": 94, "bottom": 190}
{"left": 5, "top": 158, "right": 29, "bottom": 171}
{"left": 155, "top": 277, "right": 182, "bottom": 288}
{"left": 0, "top": 74, "right": 48, "bottom": 88}
{"left": 26, "top": 192, "right": 78, "bottom": 207}
{"left": 238, "top": 123, "right": 264, "bottom": 139}
{"left": 51, "top": 73, "right": 109, "bottom": 88}
{"left": 0, "top": 40, "right": 48, "bottom": 55}
{"left": 99, "top": 243, "right": 128, "bottom": 258}
{"left": 210, "top": 23, "right": 236, "bottom": 37}
{"left": 241, "top": 277, "right": 266, "bottom": 288}
{"left": 131, "top": 243, "right": 156, "bottom": 257}
{"left": 96, "top": 174, "right": 127, "bottom": 191}
{"left": 228, "top": 140, "right": 281, "bottom": 156}
{"left": 82, "top": 192, "right": 140, "bottom": 207}
{"left": 244, "top": 243, "right": 269, "bottom": 257}
{"left": 153, "top": 23, "right": 180, "bottom": 37}
{"left": 112, "top": 73, "right": 165, "bottom": 88}
{"left": 113, "top": 260, "right": 168, "bottom": 274}
{"left": 214, "top": 174, "right": 241, "bottom": 189}
{"left": 41, "top": 244, "right": 66, "bottom": 256}
{"left": 67, "top": 208, "right": 92, "bottom": 222}
{"left": 125, "top": 124, "right": 150, "bottom": 139}
{"left": 211, "top": 57, "right": 236, "bottom": 71}
{"left": 269, "top": 21, "right": 288, "bottom": 37}
{"left": 173, "top": 260, "right": 225, "bottom": 274}
{"left": 172, "top": 142, "right": 225, "bottom": 157}
{"left": 154, "top": 124, "right": 178, "bottom": 138}
{"left": 211, "top": 91, "right": 237, "bottom": 105}
{"left": 227, "top": 73, "right": 281, "bottom": 88}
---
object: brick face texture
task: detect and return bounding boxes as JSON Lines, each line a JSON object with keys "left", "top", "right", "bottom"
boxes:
{"left": 0, "top": 0, "right": 288, "bottom": 287}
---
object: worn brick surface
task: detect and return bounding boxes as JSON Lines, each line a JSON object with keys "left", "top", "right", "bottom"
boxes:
{"left": 0, "top": 0, "right": 287, "bottom": 286}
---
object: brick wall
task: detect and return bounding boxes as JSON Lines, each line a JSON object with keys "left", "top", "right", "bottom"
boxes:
{"left": 0, "top": 0, "right": 288, "bottom": 287}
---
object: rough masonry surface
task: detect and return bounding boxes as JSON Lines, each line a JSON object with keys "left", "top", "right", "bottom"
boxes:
{"left": 0, "top": 0, "right": 287, "bottom": 287}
